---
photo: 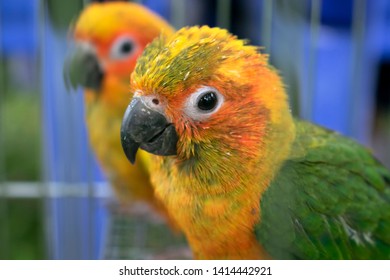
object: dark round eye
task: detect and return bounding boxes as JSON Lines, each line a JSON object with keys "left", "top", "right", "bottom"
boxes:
{"left": 184, "top": 86, "right": 224, "bottom": 120}
{"left": 120, "top": 41, "right": 133, "bottom": 55}
{"left": 197, "top": 91, "right": 218, "bottom": 111}
{"left": 110, "top": 36, "right": 137, "bottom": 60}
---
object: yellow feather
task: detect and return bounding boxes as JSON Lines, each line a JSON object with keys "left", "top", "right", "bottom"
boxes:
{"left": 71, "top": 2, "right": 177, "bottom": 228}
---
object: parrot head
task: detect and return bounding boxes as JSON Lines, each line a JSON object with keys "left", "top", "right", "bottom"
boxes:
{"left": 64, "top": 2, "right": 174, "bottom": 107}
{"left": 121, "top": 26, "right": 295, "bottom": 179}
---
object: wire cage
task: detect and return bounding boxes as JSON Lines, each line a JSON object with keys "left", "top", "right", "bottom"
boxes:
{"left": 0, "top": 0, "right": 389, "bottom": 260}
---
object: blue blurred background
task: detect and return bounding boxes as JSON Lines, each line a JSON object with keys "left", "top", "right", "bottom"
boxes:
{"left": 0, "top": 0, "right": 389, "bottom": 259}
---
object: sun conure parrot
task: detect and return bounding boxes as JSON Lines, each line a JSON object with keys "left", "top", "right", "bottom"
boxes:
{"left": 64, "top": 2, "right": 177, "bottom": 223}
{"left": 120, "top": 26, "right": 390, "bottom": 259}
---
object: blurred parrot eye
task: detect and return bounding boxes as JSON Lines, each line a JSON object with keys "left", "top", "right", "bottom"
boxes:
{"left": 184, "top": 86, "right": 224, "bottom": 121}
{"left": 110, "top": 36, "right": 137, "bottom": 60}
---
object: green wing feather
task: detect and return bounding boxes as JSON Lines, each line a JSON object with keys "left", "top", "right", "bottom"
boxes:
{"left": 255, "top": 120, "right": 390, "bottom": 259}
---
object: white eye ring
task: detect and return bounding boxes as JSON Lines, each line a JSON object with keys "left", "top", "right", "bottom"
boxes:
{"left": 183, "top": 86, "right": 224, "bottom": 121}
{"left": 110, "top": 36, "right": 137, "bottom": 60}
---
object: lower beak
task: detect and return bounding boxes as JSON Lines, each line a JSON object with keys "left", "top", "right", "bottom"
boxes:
{"left": 120, "top": 97, "right": 178, "bottom": 164}
{"left": 64, "top": 45, "right": 104, "bottom": 91}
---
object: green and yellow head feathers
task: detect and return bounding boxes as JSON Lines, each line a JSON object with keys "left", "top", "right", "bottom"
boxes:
{"left": 132, "top": 26, "right": 266, "bottom": 94}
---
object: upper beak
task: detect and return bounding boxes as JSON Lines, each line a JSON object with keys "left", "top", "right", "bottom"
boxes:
{"left": 120, "top": 97, "right": 178, "bottom": 164}
{"left": 64, "top": 44, "right": 104, "bottom": 91}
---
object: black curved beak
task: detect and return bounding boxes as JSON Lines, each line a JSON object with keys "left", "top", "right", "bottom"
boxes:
{"left": 120, "top": 98, "right": 178, "bottom": 164}
{"left": 64, "top": 44, "right": 104, "bottom": 91}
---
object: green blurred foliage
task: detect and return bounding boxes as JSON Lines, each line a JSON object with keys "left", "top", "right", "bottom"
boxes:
{"left": 1, "top": 92, "right": 42, "bottom": 181}
{"left": 46, "top": 0, "right": 84, "bottom": 32}
{"left": 0, "top": 90, "right": 45, "bottom": 259}
{"left": 5, "top": 199, "right": 45, "bottom": 259}
{"left": 0, "top": 57, "right": 45, "bottom": 258}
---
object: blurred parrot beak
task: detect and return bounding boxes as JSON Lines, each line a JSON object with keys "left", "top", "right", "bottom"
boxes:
{"left": 120, "top": 97, "right": 178, "bottom": 164}
{"left": 64, "top": 44, "right": 104, "bottom": 92}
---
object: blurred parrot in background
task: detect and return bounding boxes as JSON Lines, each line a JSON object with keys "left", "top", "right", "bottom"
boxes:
{"left": 120, "top": 26, "right": 390, "bottom": 259}
{"left": 64, "top": 2, "right": 176, "bottom": 224}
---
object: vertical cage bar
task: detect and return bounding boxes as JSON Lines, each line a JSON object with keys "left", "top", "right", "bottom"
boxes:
{"left": 39, "top": 0, "right": 54, "bottom": 260}
{"left": 86, "top": 149, "right": 95, "bottom": 259}
{"left": 0, "top": 0, "right": 10, "bottom": 259}
{"left": 170, "top": 0, "right": 186, "bottom": 29}
{"left": 35, "top": 0, "right": 47, "bottom": 260}
{"left": 0, "top": 0, "right": 4, "bottom": 182}
{"left": 216, "top": 0, "right": 232, "bottom": 30}
{"left": 261, "top": 0, "right": 273, "bottom": 54}
{"left": 305, "top": 0, "right": 321, "bottom": 120}
{"left": 82, "top": 0, "right": 96, "bottom": 260}
{"left": 349, "top": 0, "right": 366, "bottom": 137}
